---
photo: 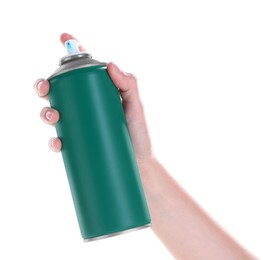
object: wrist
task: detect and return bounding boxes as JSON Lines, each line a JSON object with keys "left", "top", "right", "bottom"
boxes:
{"left": 137, "top": 153, "right": 158, "bottom": 174}
{"left": 137, "top": 154, "right": 162, "bottom": 194}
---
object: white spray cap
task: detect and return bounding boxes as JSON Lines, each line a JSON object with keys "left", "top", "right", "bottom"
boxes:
{"left": 65, "top": 39, "right": 80, "bottom": 55}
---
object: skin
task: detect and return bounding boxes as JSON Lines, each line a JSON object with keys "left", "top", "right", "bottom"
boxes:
{"left": 34, "top": 33, "right": 257, "bottom": 259}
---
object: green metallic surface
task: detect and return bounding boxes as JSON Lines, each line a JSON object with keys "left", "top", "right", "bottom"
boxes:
{"left": 48, "top": 65, "right": 151, "bottom": 240}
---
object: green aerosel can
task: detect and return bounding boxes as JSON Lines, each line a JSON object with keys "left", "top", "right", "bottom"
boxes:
{"left": 47, "top": 39, "right": 151, "bottom": 241}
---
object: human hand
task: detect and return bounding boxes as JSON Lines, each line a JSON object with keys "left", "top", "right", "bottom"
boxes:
{"left": 34, "top": 33, "right": 153, "bottom": 165}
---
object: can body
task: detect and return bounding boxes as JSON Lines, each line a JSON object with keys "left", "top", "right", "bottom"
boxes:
{"left": 48, "top": 65, "right": 151, "bottom": 241}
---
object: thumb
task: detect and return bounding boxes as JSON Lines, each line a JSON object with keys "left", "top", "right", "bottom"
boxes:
{"left": 107, "top": 62, "right": 140, "bottom": 104}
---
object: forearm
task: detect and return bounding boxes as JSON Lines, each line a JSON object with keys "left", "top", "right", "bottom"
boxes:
{"left": 139, "top": 157, "right": 257, "bottom": 260}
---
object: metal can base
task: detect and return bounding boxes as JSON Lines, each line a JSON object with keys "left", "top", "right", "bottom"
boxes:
{"left": 84, "top": 223, "right": 151, "bottom": 242}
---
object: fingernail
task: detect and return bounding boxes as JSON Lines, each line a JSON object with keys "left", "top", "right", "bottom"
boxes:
{"left": 34, "top": 78, "right": 45, "bottom": 92}
{"left": 48, "top": 138, "right": 62, "bottom": 152}
{"left": 49, "top": 138, "right": 54, "bottom": 148}
{"left": 45, "top": 110, "right": 53, "bottom": 121}
{"left": 48, "top": 138, "right": 54, "bottom": 147}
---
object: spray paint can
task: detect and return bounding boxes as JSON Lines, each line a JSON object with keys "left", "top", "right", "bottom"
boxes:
{"left": 48, "top": 40, "right": 151, "bottom": 241}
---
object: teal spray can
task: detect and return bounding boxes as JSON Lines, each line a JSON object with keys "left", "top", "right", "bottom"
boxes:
{"left": 48, "top": 40, "right": 151, "bottom": 241}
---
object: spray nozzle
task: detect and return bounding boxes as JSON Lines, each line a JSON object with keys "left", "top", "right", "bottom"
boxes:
{"left": 60, "top": 39, "right": 93, "bottom": 66}
{"left": 65, "top": 39, "right": 80, "bottom": 55}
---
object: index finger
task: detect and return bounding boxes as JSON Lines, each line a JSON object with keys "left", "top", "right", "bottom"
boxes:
{"left": 60, "top": 33, "right": 86, "bottom": 51}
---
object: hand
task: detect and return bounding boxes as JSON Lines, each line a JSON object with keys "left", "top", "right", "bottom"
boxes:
{"left": 34, "top": 34, "right": 257, "bottom": 259}
{"left": 34, "top": 33, "right": 153, "bottom": 165}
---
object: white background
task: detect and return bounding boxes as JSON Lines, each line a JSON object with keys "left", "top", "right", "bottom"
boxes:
{"left": 0, "top": 0, "right": 262, "bottom": 259}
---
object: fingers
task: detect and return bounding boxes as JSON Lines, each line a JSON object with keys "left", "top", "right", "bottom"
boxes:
{"left": 34, "top": 79, "right": 50, "bottom": 100}
{"left": 107, "top": 62, "right": 140, "bottom": 105}
{"left": 48, "top": 137, "right": 62, "bottom": 152}
{"left": 36, "top": 32, "right": 83, "bottom": 154}
{"left": 40, "top": 107, "right": 60, "bottom": 125}
{"left": 34, "top": 79, "right": 59, "bottom": 125}
{"left": 60, "top": 33, "right": 86, "bottom": 51}
{"left": 40, "top": 108, "right": 61, "bottom": 152}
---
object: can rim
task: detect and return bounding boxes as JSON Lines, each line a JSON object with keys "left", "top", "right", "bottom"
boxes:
{"left": 83, "top": 223, "right": 151, "bottom": 242}
{"left": 59, "top": 53, "right": 92, "bottom": 66}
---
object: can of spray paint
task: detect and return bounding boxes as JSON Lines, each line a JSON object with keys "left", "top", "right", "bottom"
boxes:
{"left": 48, "top": 40, "right": 151, "bottom": 241}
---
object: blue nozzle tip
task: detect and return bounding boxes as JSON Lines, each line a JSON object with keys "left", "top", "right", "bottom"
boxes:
{"left": 65, "top": 39, "right": 80, "bottom": 55}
